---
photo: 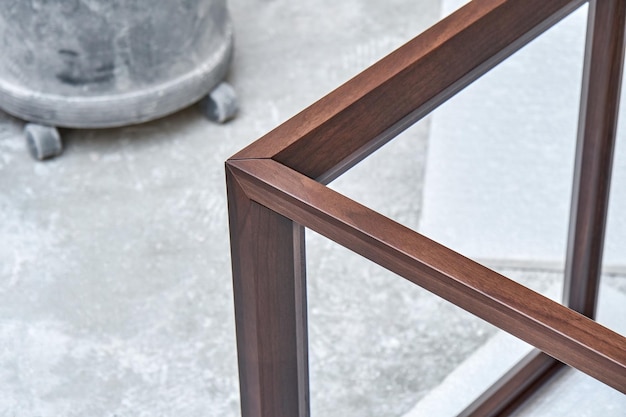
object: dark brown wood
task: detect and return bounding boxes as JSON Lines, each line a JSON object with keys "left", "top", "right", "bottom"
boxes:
{"left": 564, "top": 0, "right": 626, "bottom": 317}
{"left": 461, "top": 2, "right": 626, "bottom": 413}
{"left": 226, "top": 0, "right": 626, "bottom": 413}
{"left": 227, "top": 158, "right": 626, "bottom": 393}
{"left": 232, "top": 0, "right": 585, "bottom": 182}
{"left": 226, "top": 166, "right": 309, "bottom": 417}
{"left": 458, "top": 351, "right": 563, "bottom": 417}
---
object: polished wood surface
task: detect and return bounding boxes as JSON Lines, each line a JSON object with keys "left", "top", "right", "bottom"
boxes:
{"left": 228, "top": 158, "right": 626, "bottom": 394}
{"left": 226, "top": 168, "right": 309, "bottom": 417}
{"left": 462, "top": 1, "right": 626, "bottom": 414}
{"left": 226, "top": 0, "right": 626, "bottom": 415}
{"left": 232, "top": 0, "right": 585, "bottom": 183}
{"left": 564, "top": 0, "right": 626, "bottom": 317}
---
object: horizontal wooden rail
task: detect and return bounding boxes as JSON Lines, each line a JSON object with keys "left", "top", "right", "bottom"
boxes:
{"left": 227, "top": 158, "right": 626, "bottom": 394}
{"left": 233, "top": 0, "right": 586, "bottom": 182}
{"left": 227, "top": 0, "right": 625, "bottom": 415}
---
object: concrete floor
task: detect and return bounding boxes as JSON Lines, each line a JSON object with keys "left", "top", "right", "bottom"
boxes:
{"left": 0, "top": 1, "right": 624, "bottom": 416}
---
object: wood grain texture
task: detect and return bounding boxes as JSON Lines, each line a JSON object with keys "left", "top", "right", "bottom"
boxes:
{"left": 227, "top": 158, "right": 626, "bottom": 394}
{"left": 226, "top": 0, "right": 626, "bottom": 413}
{"left": 564, "top": 0, "right": 626, "bottom": 317}
{"left": 461, "top": 2, "right": 626, "bottom": 412}
{"left": 231, "top": 0, "right": 585, "bottom": 183}
{"left": 226, "top": 166, "right": 309, "bottom": 417}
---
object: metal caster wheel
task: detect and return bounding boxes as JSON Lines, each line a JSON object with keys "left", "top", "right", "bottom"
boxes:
{"left": 24, "top": 123, "right": 63, "bottom": 160}
{"left": 199, "top": 81, "right": 238, "bottom": 123}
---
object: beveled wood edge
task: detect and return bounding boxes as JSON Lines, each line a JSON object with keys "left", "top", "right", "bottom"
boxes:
{"left": 226, "top": 158, "right": 626, "bottom": 394}
{"left": 225, "top": 0, "right": 616, "bottom": 412}
{"left": 226, "top": 169, "right": 310, "bottom": 417}
{"left": 459, "top": 1, "right": 626, "bottom": 413}
{"left": 230, "top": 0, "right": 585, "bottom": 181}
{"left": 564, "top": 0, "right": 626, "bottom": 317}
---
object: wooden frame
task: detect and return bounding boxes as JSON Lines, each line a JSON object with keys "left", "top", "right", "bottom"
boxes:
{"left": 226, "top": 0, "right": 626, "bottom": 415}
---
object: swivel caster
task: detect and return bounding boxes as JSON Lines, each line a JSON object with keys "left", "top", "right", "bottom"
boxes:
{"left": 24, "top": 123, "right": 63, "bottom": 160}
{"left": 199, "top": 81, "right": 238, "bottom": 123}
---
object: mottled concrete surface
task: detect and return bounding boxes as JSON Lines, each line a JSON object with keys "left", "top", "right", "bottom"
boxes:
{"left": 1, "top": 1, "right": 624, "bottom": 417}
{"left": 0, "top": 1, "right": 439, "bottom": 416}
{"left": 404, "top": 282, "right": 626, "bottom": 416}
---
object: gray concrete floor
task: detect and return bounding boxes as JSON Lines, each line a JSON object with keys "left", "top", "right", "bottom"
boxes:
{"left": 1, "top": 1, "right": 624, "bottom": 416}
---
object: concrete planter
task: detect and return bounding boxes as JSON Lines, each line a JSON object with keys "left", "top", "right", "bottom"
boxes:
{"left": 0, "top": 0, "right": 236, "bottom": 158}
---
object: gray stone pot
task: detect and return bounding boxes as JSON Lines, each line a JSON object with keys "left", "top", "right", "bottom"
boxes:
{"left": 0, "top": 0, "right": 237, "bottom": 159}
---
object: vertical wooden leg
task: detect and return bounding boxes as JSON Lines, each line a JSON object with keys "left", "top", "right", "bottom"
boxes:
{"left": 226, "top": 165, "right": 309, "bottom": 417}
{"left": 564, "top": 0, "right": 626, "bottom": 317}
{"left": 460, "top": 2, "right": 626, "bottom": 415}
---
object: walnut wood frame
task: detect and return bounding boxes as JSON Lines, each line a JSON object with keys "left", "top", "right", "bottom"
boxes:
{"left": 226, "top": 0, "right": 626, "bottom": 415}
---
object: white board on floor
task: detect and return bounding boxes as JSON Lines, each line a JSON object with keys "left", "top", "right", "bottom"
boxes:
{"left": 420, "top": 2, "right": 626, "bottom": 269}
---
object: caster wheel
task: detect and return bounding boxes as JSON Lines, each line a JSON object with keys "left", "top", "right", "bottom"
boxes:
{"left": 199, "top": 81, "right": 238, "bottom": 123}
{"left": 24, "top": 123, "right": 63, "bottom": 160}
